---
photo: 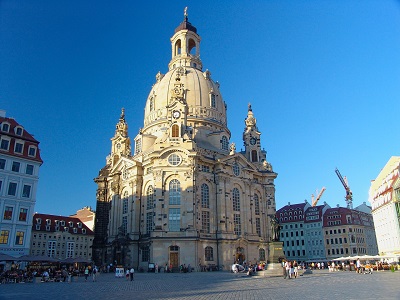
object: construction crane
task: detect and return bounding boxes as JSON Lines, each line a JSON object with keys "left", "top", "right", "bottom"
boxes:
{"left": 335, "top": 168, "right": 353, "bottom": 209}
{"left": 311, "top": 187, "right": 326, "bottom": 207}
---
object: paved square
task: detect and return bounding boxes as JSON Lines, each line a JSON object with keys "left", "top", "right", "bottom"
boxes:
{"left": 1, "top": 270, "right": 399, "bottom": 300}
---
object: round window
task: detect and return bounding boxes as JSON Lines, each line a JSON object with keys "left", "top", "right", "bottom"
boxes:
{"left": 168, "top": 153, "right": 182, "bottom": 166}
{"left": 233, "top": 163, "right": 240, "bottom": 176}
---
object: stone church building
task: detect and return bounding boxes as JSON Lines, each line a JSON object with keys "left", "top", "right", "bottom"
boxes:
{"left": 93, "top": 11, "right": 278, "bottom": 271}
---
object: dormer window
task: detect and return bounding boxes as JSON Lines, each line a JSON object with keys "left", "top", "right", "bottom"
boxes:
{"left": 28, "top": 146, "right": 37, "bottom": 157}
{"left": 46, "top": 219, "right": 51, "bottom": 225}
{"left": 149, "top": 97, "right": 154, "bottom": 111}
{"left": 210, "top": 94, "right": 216, "bottom": 108}
{"left": 77, "top": 222, "right": 82, "bottom": 228}
{"left": 221, "top": 136, "right": 229, "bottom": 151}
{"left": 46, "top": 225, "right": 50, "bottom": 231}
{"left": 64, "top": 227, "right": 69, "bottom": 232}
{"left": 55, "top": 220, "right": 59, "bottom": 225}
{"left": 0, "top": 137, "right": 10, "bottom": 151}
{"left": 61, "top": 220, "right": 65, "bottom": 226}
{"left": 36, "top": 224, "right": 40, "bottom": 230}
{"left": 82, "top": 228, "right": 86, "bottom": 234}
{"left": 55, "top": 226, "right": 60, "bottom": 231}
{"left": 15, "top": 127, "right": 23, "bottom": 136}
{"left": 36, "top": 218, "right": 42, "bottom": 224}
{"left": 69, "top": 221, "right": 73, "bottom": 227}
{"left": 73, "top": 228, "right": 77, "bottom": 233}
{"left": 14, "top": 142, "right": 24, "bottom": 154}
{"left": 1, "top": 123, "right": 10, "bottom": 132}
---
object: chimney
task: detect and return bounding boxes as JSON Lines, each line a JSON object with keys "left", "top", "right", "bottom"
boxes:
{"left": 0, "top": 110, "right": 6, "bottom": 118}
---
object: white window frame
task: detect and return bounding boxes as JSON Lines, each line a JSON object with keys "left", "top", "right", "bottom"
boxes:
{"left": 14, "top": 126, "right": 23, "bottom": 136}
{"left": 26, "top": 164, "right": 34, "bottom": 175}
{"left": 22, "top": 184, "right": 32, "bottom": 198}
{"left": 1, "top": 122, "right": 10, "bottom": 132}
{"left": 28, "top": 146, "right": 37, "bottom": 157}
{"left": 7, "top": 182, "right": 17, "bottom": 196}
{"left": 0, "top": 137, "right": 10, "bottom": 151}
{"left": 14, "top": 141, "right": 24, "bottom": 154}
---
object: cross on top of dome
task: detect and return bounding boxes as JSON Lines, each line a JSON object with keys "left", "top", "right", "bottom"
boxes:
{"left": 175, "top": 7, "right": 197, "bottom": 33}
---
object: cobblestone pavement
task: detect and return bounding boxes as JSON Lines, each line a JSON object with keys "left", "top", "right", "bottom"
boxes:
{"left": 1, "top": 270, "right": 399, "bottom": 300}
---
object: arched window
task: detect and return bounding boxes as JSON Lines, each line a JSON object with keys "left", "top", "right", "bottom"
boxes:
{"left": 205, "top": 246, "right": 213, "bottom": 261}
{"left": 188, "top": 38, "right": 196, "bottom": 55}
{"left": 175, "top": 39, "right": 182, "bottom": 55}
{"left": 172, "top": 124, "right": 179, "bottom": 137}
{"left": 233, "top": 188, "right": 240, "bottom": 211}
{"left": 259, "top": 248, "right": 266, "bottom": 261}
{"left": 251, "top": 150, "right": 258, "bottom": 162}
{"left": 147, "top": 186, "right": 154, "bottom": 210}
{"left": 169, "top": 179, "right": 181, "bottom": 205}
{"left": 221, "top": 136, "right": 229, "bottom": 150}
{"left": 201, "top": 184, "right": 209, "bottom": 208}
{"left": 254, "top": 194, "right": 260, "bottom": 215}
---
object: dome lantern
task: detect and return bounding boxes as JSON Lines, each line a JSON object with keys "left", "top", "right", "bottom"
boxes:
{"left": 169, "top": 7, "right": 202, "bottom": 71}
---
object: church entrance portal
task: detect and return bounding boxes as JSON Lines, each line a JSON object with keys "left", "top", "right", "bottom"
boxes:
{"left": 169, "top": 245, "right": 179, "bottom": 269}
{"left": 236, "top": 247, "right": 245, "bottom": 264}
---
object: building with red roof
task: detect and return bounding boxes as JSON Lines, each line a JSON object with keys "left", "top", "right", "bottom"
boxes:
{"left": 0, "top": 110, "right": 43, "bottom": 257}
{"left": 30, "top": 213, "right": 94, "bottom": 260}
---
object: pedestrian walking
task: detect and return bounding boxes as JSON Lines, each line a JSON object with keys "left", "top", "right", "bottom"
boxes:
{"left": 84, "top": 267, "right": 89, "bottom": 282}
{"left": 92, "top": 266, "right": 97, "bottom": 282}
{"left": 126, "top": 268, "right": 130, "bottom": 280}
{"left": 130, "top": 267, "right": 134, "bottom": 281}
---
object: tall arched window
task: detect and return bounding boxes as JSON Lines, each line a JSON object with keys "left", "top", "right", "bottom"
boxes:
{"left": 172, "top": 124, "right": 179, "bottom": 137}
{"left": 175, "top": 39, "right": 182, "bottom": 55}
{"left": 188, "top": 38, "right": 196, "bottom": 55}
{"left": 123, "top": 191, "right": 129, "bottom": 214}
{"left": 251, "top": 150, "right": 258, "bottom": 162}
{"left": 147, "top": 186, "right": 154, "bottom": 210}
{"left": 254, "top": 194, "right": 260, "bottom": 215}
{"left": 221, "top": 136, "right": 229, "bottom": 150}
{"left": 201, "top": 184, "right": 209, "bottom": 208}
{"left": 169, "top": 179, "right": 181, "bottom": 205}
{"left": 233, "top": 188, "right": 240, "bottom": 211}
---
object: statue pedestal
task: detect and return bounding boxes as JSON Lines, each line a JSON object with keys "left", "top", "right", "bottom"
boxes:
{"left": 262, "top": 241, "right": 286, "bottom": 277}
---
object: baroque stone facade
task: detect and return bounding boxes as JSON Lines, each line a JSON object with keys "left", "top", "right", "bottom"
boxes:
{"left": 93, "top": 11, "right": 277, "bottom": 271}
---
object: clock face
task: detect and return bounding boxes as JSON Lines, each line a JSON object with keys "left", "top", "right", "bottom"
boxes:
{"left": 250, "top": 137, "right": 256, "bottom": 145}
{"left": 173, "top": 111, "right": 181, "bottom": 119}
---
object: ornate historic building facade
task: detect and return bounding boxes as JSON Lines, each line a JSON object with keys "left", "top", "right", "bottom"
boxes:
{"left": 93, "top": 12, "right": 277, "bottom": 271}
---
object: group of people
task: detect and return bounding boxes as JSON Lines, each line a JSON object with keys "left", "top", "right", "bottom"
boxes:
{"left": 124, "top": 267, "right": 135, "bottom": 281}
{"left": 283, "top": 260, "right": 300, "bottom": 279}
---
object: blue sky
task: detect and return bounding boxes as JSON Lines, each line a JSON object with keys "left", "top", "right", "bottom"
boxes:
{"left": 1, "top": 1, "right": 400, "bottom": 216}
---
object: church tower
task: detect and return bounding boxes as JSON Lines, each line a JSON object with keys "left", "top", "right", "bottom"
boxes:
{"left": 93, "top": 8, "right": 278, "bottom": 270}
{"left": 242, "top": 103, "right": 268, "bottom": 168}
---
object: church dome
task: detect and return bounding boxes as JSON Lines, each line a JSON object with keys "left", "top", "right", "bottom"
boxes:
{"left": 141, "top": 12, "right": 230, "bottom": 149}
{"left": 143, "top": 67, "right": 227, "bottom": 131}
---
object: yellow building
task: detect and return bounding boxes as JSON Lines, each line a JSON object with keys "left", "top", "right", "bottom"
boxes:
{"left": 369, "top": 156, "right": 400, "bottom": 255}
{"left": 93, "top": 11, "right": 278, "bottom": 271}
